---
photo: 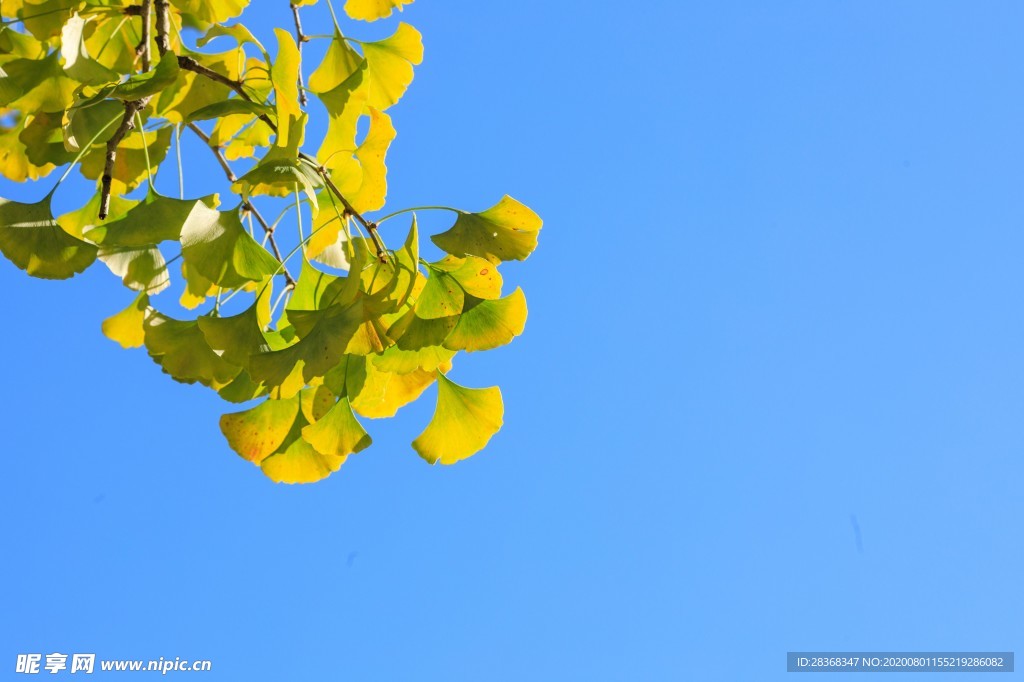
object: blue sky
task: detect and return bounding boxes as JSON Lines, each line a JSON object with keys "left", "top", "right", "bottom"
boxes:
{"left": 2, "top": 1, "right": 1023, "bottom": 679}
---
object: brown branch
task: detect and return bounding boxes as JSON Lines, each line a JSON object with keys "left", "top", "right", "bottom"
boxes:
{"left": 177, "top": 56, "right": 278, "bottom": 134}
{"left": 290, "top": 3, "right": 309, "bottom": 107}
{"left": 186, "top": 123, "right": 295, "bottom": 286}
{"left": 99, "top": 99, "right": 149, "bottom": 219}
{"left": 154, "top": 0, "right": 170, "bottom": 56}
{"left": 134, "top": 0, "right": 152, "bottom": 71}
{"left": 315, "top": 165, "right": 388, "bottom": 263}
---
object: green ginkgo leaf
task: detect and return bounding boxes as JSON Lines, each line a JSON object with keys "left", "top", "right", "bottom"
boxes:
{"left": 412, "top": 374, "right": 503, "bottom": 465}
{"left": 20, "top": 112, "right": 74, "bottom": 170}
{"left": 0, "top": 195, "right": 97, "bottom": 279}
{"left": 443, "top": 288, "right": 527, "bottom": 352}
{"left": 144, "top": 312, "right": 242, "bottom": 389}
{"left": 301, "top": 397, "right": 371, "bottom": 457}
{"left": 99, "top": 246, "right": 171, "bottom": 294}
{"left": 101, "top": 293, "right": 150, "bottom": 349}
{"left": 197, "top": 299, "right": 272, "bottom": 368}
{"left": 84, "top": 188, "right": 216, "bottom": 247}
{"left": 432, "top": 195, "right": 542, "bottom": 264}
{"left": 180, "top": 203, "right": 281, "bottom": 288}
{"left": 1, "top": 51, "right": 77, "bottom": 112}
{"left": 220, "top": 396, "right": 299, "bottom": 464}
{"left": 107, "top": 51, "right": 181, "bottom": 101}
{"left": 13, "top": 0, "right": 78, "bottom": 40}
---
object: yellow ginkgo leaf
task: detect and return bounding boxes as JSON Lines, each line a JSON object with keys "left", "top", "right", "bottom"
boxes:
{"left": 271, "top": 29, "right": 302, "bottom": 146}
{"left": 362, "top": 22, "right": 423, "bottom": 110}
{"left": 261, "top": 436, "right": 346, "bottom": 484}
{"left": 101, "top": 293, "right": 150, "bottom": 349}
{"left": 345, "top": 0, "right": 413, "bottom": 22}
{"left": 412, "top": 374, "right": 503, "bottom": 465}
{"left": 220, "top": 397, "right": 300, "bottom": 464}
{"left": 302, "top": 397, "right": 372, "bottom": 457}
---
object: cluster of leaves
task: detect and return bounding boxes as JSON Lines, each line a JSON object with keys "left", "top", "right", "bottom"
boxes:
{"left": 0, "top": 0, "right": 541, "bottom": 483}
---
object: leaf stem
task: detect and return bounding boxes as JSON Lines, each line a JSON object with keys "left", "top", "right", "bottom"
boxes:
{"left": 376, "top": 206, "right": 462, "bottom": 225}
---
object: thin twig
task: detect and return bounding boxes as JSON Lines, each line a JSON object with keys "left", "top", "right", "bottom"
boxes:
{"left": 316, "top": 166, "right": 388, "bottom": 262}
{"left": 99, "top": 99, "right": 148, "bottom": 219}
{"left": 186, "top": 123, "right": 295, "bottom": 286}
{"left": 134, "top": 0, "right": 152, "bottom": 71}
{"left": 177, "top": 56, "right": 278, "bottom": 133}
{"left": 290, "top": 3, "right": 309, "bottom": 107}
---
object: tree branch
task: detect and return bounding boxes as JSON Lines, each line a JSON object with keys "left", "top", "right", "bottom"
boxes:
{"left": 186, "top": 123, "right": 296, "bottom": 286}
{"left": 154, "top": 0, "right": 170, "bottom": 56}
{"left": 134, "top": 0, "right": 152, "bottom": 71}
{"left": 315, "top": 165, "right": 389, "bottom": 263}
{"left": 177, "top": 56, "right": 278, "bottom": 134}
{"left": 290, "top": 3, "right": 309, "bottom": 107}
{"left": 99, "top": 99, "right": 149, "bottom": 219}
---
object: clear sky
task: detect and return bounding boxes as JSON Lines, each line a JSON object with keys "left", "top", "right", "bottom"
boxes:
{"left": 2, "top": 1, "right": 1023, "bottom": 679}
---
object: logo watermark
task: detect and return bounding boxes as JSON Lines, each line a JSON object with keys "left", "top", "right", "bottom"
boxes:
{"left": 15, "top": 654, "right": 212, "bottom": 675}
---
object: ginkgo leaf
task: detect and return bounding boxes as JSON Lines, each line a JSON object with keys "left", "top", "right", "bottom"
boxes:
{"left": 412, "top": 374, "right": 503, "bottom": 465}
{"left": 372, "top": 343, "right": 455, "bottom": 374}
{"left": 179, "top": 261, "right": 218, "bottom": 309}
{"left": 301, "top": 397, "right": 371, "bottom": 457}
{"left": 58, "top": 191, "right": 137, "bottom": 240}
{"left": 346, "top": 106, "right": 395, "bottom": 213}
{"left": 417, "top": 265, "right": 465, "bottom": 319}
{"left": 20, "top": 112, "right": 74, "bottom": 170}
{"left": 197, "top": 299, "right": 272, "bottom": 367}
{"left": 1, "top": 51, "right": 77, "bottom": 112}
{"left": 197, "top": 23, "right": 268, "bottom": 58}
{"left": 170, "top": 0, "right": 249, "bottom": 26}
{"left": 0, "top": 113, "right": 56, "bottom": 182}
{"left": 316, "top": 62, "right": 368, "bottom": 174}
{"left": 0, "top": 195, "right": 97, "bottom": 279}
{"left": 79, "top": 126, "right": 172, "bottom": 194}
{"left": 157, "top": 49, "right": 242, "bottom": 123}
{"left": 220, "top": 396, "right": 299, "bottom": 464}
{"left": 307, "top": 33, "right": 363, "bottom": 94}
{"left": 180, "top": 203, "right": 281, "bottom": 288}
{"left": 431, "top": 254, "right": 503, "bottom": 299}
{"left": 443, "top": 287, "right": 527, "bottom": 352}
{"left": 185, "top": 99, "right": 274, "bottom": 124}
{"left": 99, "top": 246, "right": 171, "bottom": 294}
{"left": 106, "top": 51, "right": 181, "bottom": 101}
{"left": 260, "top": 434, "right": 346, "bottom": 484}
{"left": 345, "top": 0, "right": 413, "bottom": 22}
{"left": 13, "top": 0, "right": 77, "bottom": 40}
{"left": 432, "top": 196, "right": 543, "bottom": 264}
{"left": 361, "top": 22, "right": 423, "bottom": 110}
{"left": 271, "top": 29, "right": 301, "bottom": 146}
{"left": 347, "top": 357, "right": 438, "bottom": 419}
{"left": 143, "top": 312, "right": 241, "bottom": 389}
{"left": 101, "top": 293, "right": 150, "bottom": 349}
{"left": 84, "top": 188, "right": 216, "bottom": 247}
{"left": 60, "top": 13, "right": 119, "bottom": 86}
{"left": 233, "top": 115, "right": 320, "bottom": 211}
